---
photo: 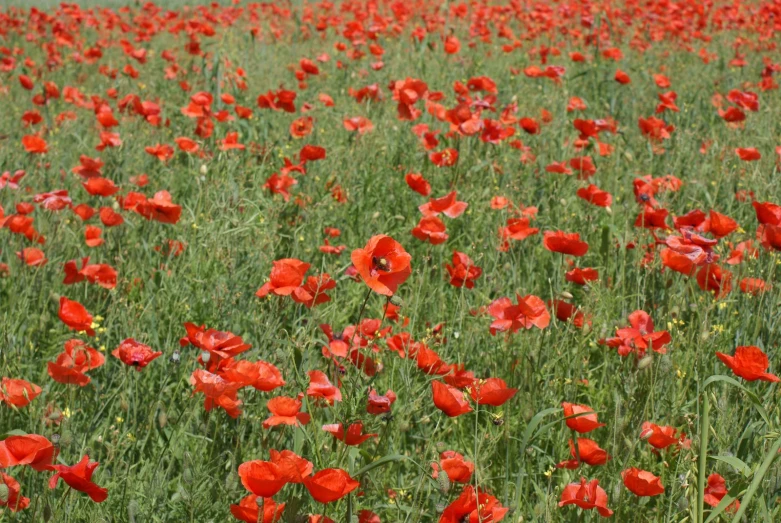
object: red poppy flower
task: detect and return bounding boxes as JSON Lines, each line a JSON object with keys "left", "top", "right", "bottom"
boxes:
{"left": 548, "top": 300, "right": 589, "bottom": 329}
{"left": 556, "top": 438, "right": 610, "bottom": 469}
{"left": 488, "top": 295, "right": 550, "bottom": 334}
{"left": 85, "top": 226, "right": 104, "bottom": 247}
{"left": 263, "top": 394, "right": 311, "bottom": 428}
{"left": 17, "top": 247, "right": 47, "bottom": 266}
{"left": 343, "top": 116, "right": 373, "bottom": 134}
{"left": 133, "top": 190, "right": 182, "bottom": 224}
{"left": 290, "top": 116, "right": 314, "bottom": 138}
{"left": 566, "top": 267, "right": 598, "bottom": 285}
{"left": 0, "top": 434, "right": 58, "bottom": 471}
{"left": 190, "top": 369, "right": 242, "bottom": 418}
{"left": 256, "top": 259, "right": 310, "bottom": 298}
{"left": 58, "top": 297, "right": 95, "bottom": 335}
{"left": 543, "top": 231, "right": 589, "bottom": 257}
{"left": 82, "top": 177, "right": 119, "bottom": 197}
{"left": 63, "top": 258, "right": 117, "bottom": 289}
{"left": 704, "top": 473, "right": 740, "bottom": 512}
{"left": 599, "top": 310, "right": 671, "bottom": 357}
{"left": 614, "top": 69, "right": 631, "bottom": 84}
{"left": 222, "top": 360, "right": 285, "bottom": 391}
{"left": 304, "top": 468, "right": 359, "bottom": 504}
{"left": 111, "top": 338, "right": 162, "bottom": 370}
{"left": 238, "top": 461, "right": 286, "bottom": 497}
{"left": 577, "top": 184, "right": 613, "bottom": 207}
{"left": 351, "top": 235, "right": 411, "bottom": 296}
{"left": 716, "top": 346, "right": 779, "bottom": 382}
{"left": 470, "top": 378, "right": 517, "bottom": 406}
{"left": 22, "top": 135, "right": 48, "bottom": 154}
{"left": 0, "top": 473, "right": 29, "bottom": 512}
{"left": 558, "top": 477, "right": 613, "bottom": 517}
{"left": 429, "top": 148, "right": 458, "bottom": 167}
{"left": 405, "top": 173, "right": 431, "bottom": 196}
{"left": 562, "top": 402, "right": 605, "bottom": 433}
{"left": 99, "top": 207, "right": 124, "bottom": 227}
{"left": 412, "top": 216, "right": 448, "bottom": 244}
{"left": 419, "top": 191, "right": 468, "bottom": 218}
{"left": 445, "top": 251, "right": 482, "bottom": 288}
{"left": 569, "top": 156, "right": 596, "bottom": 178}
{"left": 696, "top": 264, "right": 732, "bottom": 299}
{"left": 292, "top": 273, "right": 336, "bottom": 308}
{"left": 306, "top": 371, "right": 342, "bottom": 405}
{"left": 0, "top": 377, "right": 42, "bottom": 408}
{"left": 431, "top": 450, "right": 474, "bottom": 483}
{"left": 622, "top": 468, "right": 664, "bottom": 496}
{"left": 322, "top": 421, "right": 378, "bottom": 446}
{"left": 640, "top": 422, "right": 687, "bottom": 450}
{"left": 263, "top": 172, "right": 298, "bottom": 202}
{"left": 72, "top": 204, "right": 96, "bottom": 220}
{"left": 48, "top": 455, "right": 108, "bottom": 502}
{"left": 709, "top": 210, "right": 738, "bottom": 238}
{"left": 499, "top": 218, "right": 540, "bottom": 248}
{"left": 735, "top": 147, "right": 761, "bottom": 161}
{"left": 440, "top": 485, "right": 508, "bottom": 523}
{"left": 367, "top": 389, "right": 396, "bottom": 415}
{"left": 230, "top": 495, "right": 285, "bottom": 523}
{"left": 739, "top": 277, "right": 769, "bottom": 295}
{"left": 432, "top": 380, "right": 472, "bottom": 417}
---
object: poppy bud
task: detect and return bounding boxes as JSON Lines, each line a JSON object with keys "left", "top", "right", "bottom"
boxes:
{"left": 390, "top": 295, "right": 403, "bottom": 307}
{"left": 559, "top": 291, "right": 574, "bottom": 300}
{"left": 60, "top": 431, "right": 73, "bottom": 447}
{"left": 637, "top": 355, "right": 654, "bottom": 370}
{"left": 43, "top": 501, "right": 52, "bottom": 521}
{"left": 158, "top": 410, "right": 168, "bottom": 428}
{"left": 437, "top": 470, "right": 451, "bottom": 494}
{"left": 201, "top": 351, "right": 211, "bottom": 363}
{"left": 0, "top": 484, "right": 8, "bottom": 503}
{"left": 372, "top": 211, "right": 380, "bottom": 219}
{"left": 182, "top": 453, "right": 193, "bottom": 484}
{"left": 200, "top": 164, "right": 208, "bottom": 175}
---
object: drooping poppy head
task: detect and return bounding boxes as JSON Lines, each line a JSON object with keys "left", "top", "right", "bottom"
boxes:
{"left": 351, "top": 235, "right": 412, "bottom": 296}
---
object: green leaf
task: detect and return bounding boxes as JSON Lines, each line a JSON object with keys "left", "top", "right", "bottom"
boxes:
{"left": 355, "top": 454, "right": 407, "bottom": 477}
{"left": 709, "top": 455, "right": 752, "bottom": 478}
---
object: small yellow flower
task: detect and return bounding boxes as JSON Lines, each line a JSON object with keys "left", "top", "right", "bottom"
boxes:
{"left": 63, "top": 408, "right": 72, "bottom": 419}
{"left": 116, "top": 416, "right": 124, "bottom": 424}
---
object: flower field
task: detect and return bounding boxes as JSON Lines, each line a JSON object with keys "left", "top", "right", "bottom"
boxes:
{"left": 2, "top": 0, "right": 781, "bottom": 521}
